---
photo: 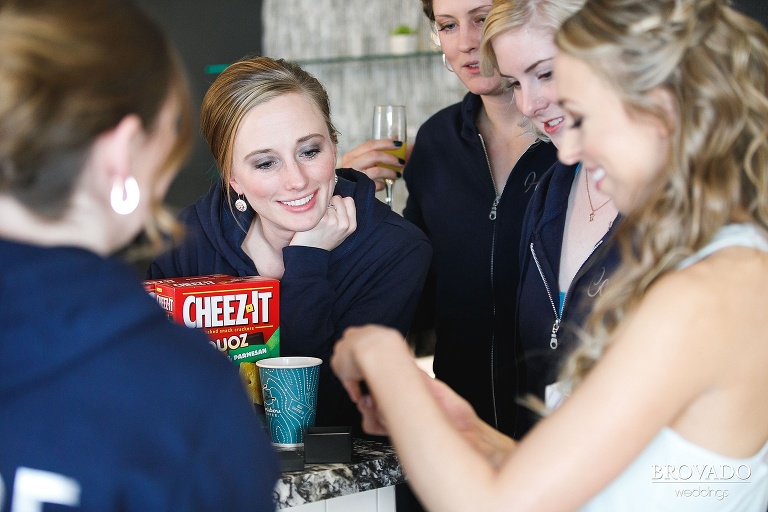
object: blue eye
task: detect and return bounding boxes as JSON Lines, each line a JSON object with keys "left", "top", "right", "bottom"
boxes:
{"left": 253, "top": 159, "right": 276, "bottom": 170}
{"left": 300, "top": 146, "right": 321, "bottom": 159}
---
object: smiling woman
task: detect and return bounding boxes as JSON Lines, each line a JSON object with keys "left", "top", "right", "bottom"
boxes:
{"left": 329, "top": 0, "right": 768, "bottom": 510}
{"left": 147, "top": 57, "right": 432, "bottom": 432}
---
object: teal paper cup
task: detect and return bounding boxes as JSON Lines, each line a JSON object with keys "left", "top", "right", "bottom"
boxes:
{"left": 256, "top": 357, "right": 322, "bottom": 448}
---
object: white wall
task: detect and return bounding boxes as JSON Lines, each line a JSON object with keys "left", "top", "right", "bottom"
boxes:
{"left": 263, "top": 0, "right": 467, "bottom": 213}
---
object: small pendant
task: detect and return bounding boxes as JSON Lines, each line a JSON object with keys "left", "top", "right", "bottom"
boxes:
{"left": 589, "top": 212, "right": 595, "bottom": 221}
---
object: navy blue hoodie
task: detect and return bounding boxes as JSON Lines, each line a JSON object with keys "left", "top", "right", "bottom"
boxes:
{"left": 403, "top": 92, "right": 558, "bottom": 435}
{"left": 148, "top": 168, "right": 432, "bottom": 430}
{"left": 513, "top": 162, "right": 621, "bottom": 435}
{"left": 0, "top": 240, "right": 277, "bottom": 511}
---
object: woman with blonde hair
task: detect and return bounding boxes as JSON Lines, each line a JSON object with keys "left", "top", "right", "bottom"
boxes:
{"left": 0, "top": 0, "right": 277, "bottom": 509}
{"left": 344, "top": 0, "right": 558, "bottom": 440}
{"left": 148, "top": 56, "right": 431, "bottom": 431}
{"left": 480, "top": 0, "right": 621, "bottom": 435}
{"left": 331, "top": 0, "right": 768, "bottom": 510}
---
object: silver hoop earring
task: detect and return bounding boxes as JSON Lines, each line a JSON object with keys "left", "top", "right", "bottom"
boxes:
{"left": 234, "top": 194, "right": 248, "bottom": 212}
{"left": 110, "top": 176, "right": 140, "bottom": 215}
{"left": 442, "top": 53, "right": 454, "bottom": 73}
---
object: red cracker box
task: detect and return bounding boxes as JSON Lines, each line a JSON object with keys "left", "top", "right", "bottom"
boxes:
{"left": 145, "top": 275, "right": 280, "bottom": 409}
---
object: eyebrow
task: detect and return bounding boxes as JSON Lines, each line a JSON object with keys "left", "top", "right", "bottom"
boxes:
{"left": 242, "top": 133, "right": 324, "bottom": 160}
{"left": 499, "top": 57, "right": 554, "bottom": 80}
{"left": 435, "top": 4, "right": 491, "bottom": 20}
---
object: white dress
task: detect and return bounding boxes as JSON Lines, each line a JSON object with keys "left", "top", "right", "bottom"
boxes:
{"left": 579, "top": 224, "right": 768, "bottom": 512}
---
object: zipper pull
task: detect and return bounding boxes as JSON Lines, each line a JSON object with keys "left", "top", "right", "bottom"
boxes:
{"left": 550, "top": 318, "right": 560, "bottom": 349}
{"left": 489, "top": 195, "right": 500, "bottom": 220}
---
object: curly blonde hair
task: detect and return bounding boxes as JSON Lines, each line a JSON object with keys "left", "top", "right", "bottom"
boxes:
{"left": 556, "top": 0, "right": 768, "bottom": 389}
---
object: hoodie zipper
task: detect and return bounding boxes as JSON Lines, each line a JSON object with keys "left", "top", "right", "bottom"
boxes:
{"left": 530, "top": 239, "right": 605, "bottom": 350}
{"left": 479, "top": 134, "right": 501, "bottom": 221}
{"left": 479, "top": 133, "right": 499, "bottom": 428}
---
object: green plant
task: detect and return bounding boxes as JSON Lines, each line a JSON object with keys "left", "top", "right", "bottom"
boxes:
{"left": 391, "top": 24, "right": 417, "bottom": 35}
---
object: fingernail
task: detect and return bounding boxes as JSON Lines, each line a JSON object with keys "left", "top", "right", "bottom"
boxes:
{"left": 398, "top": 158, "right": 405, "bottom": 165}
{"left": 393, "top": 140, "right": 403, "bottom": 147}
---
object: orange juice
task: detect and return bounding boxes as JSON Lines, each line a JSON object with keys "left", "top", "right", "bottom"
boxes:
{"left": 380, "top": 144, "right": 407, "bottom": 172}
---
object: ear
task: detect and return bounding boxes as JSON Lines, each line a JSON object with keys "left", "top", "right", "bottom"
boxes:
{"left": 649, "top": 87, "right": 678, "bottom": 137}
{"left": 229, "top": 175, "right": 243, "bottom": 195}
{"left": 97, "top": 114, "right": 143, "bottom": 183}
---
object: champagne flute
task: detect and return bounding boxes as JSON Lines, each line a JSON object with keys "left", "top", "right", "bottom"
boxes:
{"left": 372, "top": 105, "right": 407, "bottom": 207}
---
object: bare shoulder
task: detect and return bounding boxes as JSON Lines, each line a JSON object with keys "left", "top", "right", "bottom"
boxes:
{"left": 639, "top": 245, "right": 768, "bottom": 351}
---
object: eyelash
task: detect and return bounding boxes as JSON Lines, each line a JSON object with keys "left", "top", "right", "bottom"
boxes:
{"left": 300, "top": 147, "right": 321, "bottom": 159}
{"left": 252, "top": 146, "right": 321, "bottom": 171}
{"left": 437, "top": 14, "right": 487, "bottom": 32}
{"left": 502, "top": 70, "right": 553, "bottom": 92}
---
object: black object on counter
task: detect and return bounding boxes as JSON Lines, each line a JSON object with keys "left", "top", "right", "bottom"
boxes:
{"left": 277, "top": 449, "right": 305, "bottom": 472}
{"left": 304, "top": 426, "right": 353, "bottom": 463}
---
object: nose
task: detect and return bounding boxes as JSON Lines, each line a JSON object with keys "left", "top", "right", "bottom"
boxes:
{"left": 516, "top": 85, "right": 546, "bottom": 118}
{"left": 282, "top": 159, "right": 309, "bottom": 190}
{"left": 557, "top": 127, "right": 581, "bottom": 165}
{"left": 458, "top": 23, "right": 480, "bottom": 53}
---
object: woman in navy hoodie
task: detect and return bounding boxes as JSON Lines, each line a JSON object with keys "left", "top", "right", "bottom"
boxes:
{"left": 148, "top": 57, "right": 432, "bottom": 431}
{"left": 0, "top": 1, "right": 277, "bottom": 510}
{"left": 480, "top": 0, "right": 621, "bottom": 435}
{"left": 342, "top": 0, "right": 558, "bottom": 440}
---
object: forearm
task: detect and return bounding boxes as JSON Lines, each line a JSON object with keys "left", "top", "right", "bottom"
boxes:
{"left": 350, "top": 332, "right": 502, "bottom": 512}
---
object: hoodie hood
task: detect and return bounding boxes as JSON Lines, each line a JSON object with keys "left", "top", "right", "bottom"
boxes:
{"left": 193, "top": 168, "right": 389, "bottom": 275}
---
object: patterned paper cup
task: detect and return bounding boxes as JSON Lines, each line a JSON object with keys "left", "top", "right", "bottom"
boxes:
{"left": 256, "top": 357, "right": 322, "bottom": 448}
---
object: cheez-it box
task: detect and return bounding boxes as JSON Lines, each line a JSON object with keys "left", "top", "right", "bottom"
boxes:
{"left": 144, "top": 274, "right": 280, "bottom": 410}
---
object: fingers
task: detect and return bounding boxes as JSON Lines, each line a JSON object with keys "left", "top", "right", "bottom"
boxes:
{"left": 342, "top": 139, "right": 400, "bottom": 165}
{"left": 326, "top": 195, "right": 357, "bottom": 235}
{"left": 357, "top": 394, "right": 389, "bottom": 436}
{"left": 339, "top": 139, "right": 406, "bottom": 184}
{"left": 364, "top": 165, "right": 401, "bottom": 183}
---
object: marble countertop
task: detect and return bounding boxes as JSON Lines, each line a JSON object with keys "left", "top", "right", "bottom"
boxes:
{"left": 274, "top": 438, "right": 405, "bottom": 509}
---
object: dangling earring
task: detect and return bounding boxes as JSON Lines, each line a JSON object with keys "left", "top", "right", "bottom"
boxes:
{"left": 334, "top": 175, "right": 338, "bottom": 185}
{"left": 110, "top": 175, "right": 140, "bottom": 215}
{"left": 234, "top": 194, "right": 248, "bottom": 212}
{"left": 442, "top": 54, "right": 454, "bottom": 73}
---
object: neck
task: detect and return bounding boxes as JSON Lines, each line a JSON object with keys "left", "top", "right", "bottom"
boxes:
{"left": 0, "top": 195, "right": 111, "bottom": 255}
{"left": 249, "top": 216, "right": 294, "bottom": 252}
{"left": 479, "top": 89, "right": 527, "bottom": 132}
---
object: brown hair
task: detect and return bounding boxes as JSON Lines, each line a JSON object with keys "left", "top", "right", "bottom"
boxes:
{"left": 420, "top": 0, "right": 435, "bottom": 22}
{"left": 200, "top": 56, "right": 338, "bottom": 208}
{"left": 0, "top": 0, "right": 192, "bottom": 238}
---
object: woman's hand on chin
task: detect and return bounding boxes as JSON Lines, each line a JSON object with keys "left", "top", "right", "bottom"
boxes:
{"left": 289, "top": 195, "right": 357, "bottom": 250}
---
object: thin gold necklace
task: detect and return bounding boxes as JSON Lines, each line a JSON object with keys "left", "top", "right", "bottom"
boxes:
{"left": 584, "top": 170, "right": 611, "bottom": 222}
